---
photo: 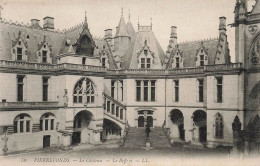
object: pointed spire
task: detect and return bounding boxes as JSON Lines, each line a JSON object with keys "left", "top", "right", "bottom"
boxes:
{"left": 150, "top": 17, "right": 153, "bottom": 30}
{"left": 128, "top": 9, "right": 130, "bottom": 21}
{"left": 138, "top": 16, "right": 140, "bottom": 30}
{"left": 85, "top": 11, "right": 87, "bottom": 22}
{"left": 84, "top": 11, "right": 88, "bottom": 27}
{"left": 0, "top": 6, "right": 3, "bottom": 20}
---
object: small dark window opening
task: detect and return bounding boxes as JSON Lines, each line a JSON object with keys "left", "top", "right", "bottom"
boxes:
{"left": 111, "top": 80, "right": 115, "bottom": 98}
{"left": 198, "top": 79, "right": 204, "bottom": 102}
{"left": 200, "top": 55, "right": 204, "bottom": 66}
{"left": 82, "top": 57, "right": 86, "bottom": 65}
{"left": 43, "top": 77, "right": 49, "bottom": 101}
{"left": 101, "top": 58, "right": 106, "bottom": 68}
{"left": 144, "top": 80, "right": 149, "bottom": 101}
{"left": 42, "top": 50, "right": 47, "bottom": 63}
{"left": 17, "top": 48, "right": 23, "bottom": 61}
{"left": 174, "top": 80, "right": 179, "bottom": 102}
{"left": 136, "top": 81, "right": 141, "bottom": 101}
{"left": 216, "top": 77, "right": 223, "bottom": 103}
{"left": 144, "top": 50, "right": 148, "bottom": 55}
{"left": 176, "top": 57, "right": 180, "bottom": 68}
{"left": 17, "top": 75, "right": 25, "bottom": 101}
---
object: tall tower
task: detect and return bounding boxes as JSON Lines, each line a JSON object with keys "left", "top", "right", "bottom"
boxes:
{"left": 114, "top": 8, "right": 131, "bottom": 55}
{"left": 234, "top": 0, "right": 247, "bottom": 66}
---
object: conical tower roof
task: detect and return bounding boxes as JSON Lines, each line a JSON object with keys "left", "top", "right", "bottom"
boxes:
{"left": 114, "top": 14, "right": 129, "bottom": 38}
{"left": 127, "top": 21, "right": 136, "bottom": 40}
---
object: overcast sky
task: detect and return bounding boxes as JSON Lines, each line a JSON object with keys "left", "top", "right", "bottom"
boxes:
{"left": 0, "top": 0, "right": 257, "bottom": 62}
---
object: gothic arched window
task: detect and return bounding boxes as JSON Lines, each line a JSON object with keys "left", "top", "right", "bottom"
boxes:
{"left": 215, "top": 113, "right": 224, "bottom": 138}
{"left": 73, "top": 78, "right": 95, "bottom": 104}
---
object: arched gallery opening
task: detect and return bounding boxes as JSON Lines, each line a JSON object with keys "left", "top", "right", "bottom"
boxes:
{"left": 170, "top": 109, "right": 185, "bottom": 140}
{"left": 72, "top": 110, "right": 93, "bottom": 145}
{"left": 102, "top": 119, "right": 122, "bottom": 141}
{"left": 193, "top": 110, "right": 207, "bottom": 143}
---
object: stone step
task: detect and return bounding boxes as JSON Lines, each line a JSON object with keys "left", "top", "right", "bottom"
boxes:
{"left": 124, "top": 127, "right": 171, "bottom": 148}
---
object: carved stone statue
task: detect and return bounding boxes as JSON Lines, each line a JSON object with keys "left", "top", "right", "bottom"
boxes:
{"left": 63, "top": 89, "right": 68, "bottom": 107}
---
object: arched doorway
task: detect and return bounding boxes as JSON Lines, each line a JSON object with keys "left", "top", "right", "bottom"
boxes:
{"left": 137, "top": 110, "right": 154, "bottom": 127}
{"left": 102, "top": 119, "right": 122, "bottom": 141}
{"left": 170, "top": 109, "right": 185, "bottom": 140}
{"left": 72, "top": 110, "right": 93, "bottom": 145}
{"left": 193, "top": 110, "right": 207, "bottom": 143}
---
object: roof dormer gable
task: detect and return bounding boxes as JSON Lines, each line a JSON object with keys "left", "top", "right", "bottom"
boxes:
{"left": 11, "top": 31, "right": 28, "bottom": 61}
{"left": 195, "top": 42, "right": 209, "bottom": 67}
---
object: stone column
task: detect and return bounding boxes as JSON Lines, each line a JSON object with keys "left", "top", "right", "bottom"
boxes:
{"left": 184, "top": 116, "right": 194, "bottom": 142}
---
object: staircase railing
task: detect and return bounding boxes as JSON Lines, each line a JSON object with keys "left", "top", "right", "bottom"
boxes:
{"left": 103, "top": 93, "right": 127, "bottom": 125}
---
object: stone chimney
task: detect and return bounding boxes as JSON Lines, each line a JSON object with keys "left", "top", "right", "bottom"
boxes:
{"left": 43, "top": 16, "right": 54, "bottom": 30}
{"left": 170, "top": 26, "right": 177, "bottom": 49}
{"left": 31, "top": 19, "right": 40, "bottom": 28}
{"left": 105, "top": 29, "right": 113, "bottom": 46}
{"left": 219, "top": 17, "right": 226, "bottom": 34}
{"left": 170, "top": 26, "right": 177, "bottom": 39}
{"left": 105, "top": 29, "right": 113, "bottom": 40}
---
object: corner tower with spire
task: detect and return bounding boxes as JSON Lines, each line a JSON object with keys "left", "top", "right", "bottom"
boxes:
{"left": 114, "top": 8, "right": 131, "bottom": 56}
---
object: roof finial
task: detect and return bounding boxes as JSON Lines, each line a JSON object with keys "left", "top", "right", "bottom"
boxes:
{"left": 0, "top": 6, "right": 3, "bottom": 20}
{"left": 121, "top": 6, "right": 123, "bottom": 16}
{"left": 84, "top": 11, "right": 88, "bottom": 27}
{"left": 128, "top": 9, "right": 130, "bottom": 21}
{"left": 85, "top": 11, "right": 87, "bottom": 22}
{"left": 18, "top": 31, "right": 21, "bottom": 37}
{"left": 138, "top": 16, "right": 140, "bottom": 30}
{"left": 43, "top": 35, "right": 46, "bottom": 42}
{"left": 150, "top": 17, "right": 153, "bottom": 30}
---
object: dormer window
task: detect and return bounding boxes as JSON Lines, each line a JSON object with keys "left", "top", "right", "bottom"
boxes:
{"left": 42, "top": 51, "right": 47, "bottom": 63}
{"left": 141, "top": 58, "right": 151, "bottom": 69}
{"left": 11, "top": 32, "right": 28, "bottom": 62}
{"left": 82, "top": 57, "right": 86, "bottom": 65}
{"left": 176, "top": 57, "right": 180, "bottom": 68}
{"left": 144, "top": 50, "right": 148, "bottom": 55}
{"left": 17, "top": 48, "right": 23, "bottom": 61}
{"left": 172, "top": 49, "right": 184, "bottom": 69}
{"left": 196, "top": 44, "right": 208, "bottom": 67}
{"left": 37, "top": 37, "right": 52, "bottom": 64}
{"left": 200, "top": 55, "right": 204, "bottom": 66}
{"left": 100, "top": 52, "right": 109, "bottom": 68}
{"left": 101, "top": 57, "right": 106, "bottom": 68}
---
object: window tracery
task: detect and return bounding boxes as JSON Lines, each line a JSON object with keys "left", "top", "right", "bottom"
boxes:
{"left": 73, "top": 78, "right": 95, "bottom": 104}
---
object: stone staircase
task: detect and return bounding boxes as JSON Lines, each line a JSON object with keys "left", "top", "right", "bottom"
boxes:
{"left": 150, "top": 127, "right": 172, "bottom": 148}
{"left": 124, "top": 127, "right": 171, "bottom": 148}
{"left": 124, "top": 127, "right": 146, "bottom": 148}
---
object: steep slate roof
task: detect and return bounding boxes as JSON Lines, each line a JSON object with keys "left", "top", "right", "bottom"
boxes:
{"left": 114, "top": 15, "right": 129, "bottom": 38}
{"left": 0, "top": 20, "right": 64, "bottom": 64}
{"left": 93, "top": 37, "right": 118, "bottom": 69}
{"left": 121, "top": 30, "right": 165, "bottom": 69}
{"left": 167, "top": 38, "right": 219, "bottom": 68}
{"left": 59, "top": 20, "right": 95, "bottom": 56}
{"left": 126, "top": 21, "right": 136, "bottom": 40}
{"left": 251, "top": 0, "right": 260, "bottom": 15}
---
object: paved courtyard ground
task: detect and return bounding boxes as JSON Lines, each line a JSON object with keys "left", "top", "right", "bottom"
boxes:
{"left": 1, "top": 144, "right": 258, "bottom": 166}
